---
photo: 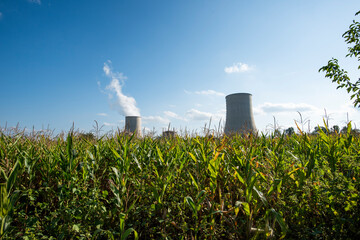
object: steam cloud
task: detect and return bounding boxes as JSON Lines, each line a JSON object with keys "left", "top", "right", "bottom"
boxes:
{"left": 224, "top": 62, "right": 252, "bottom": 73}
{"left": 103, "top": 61, "right": 140, "bottom": 116}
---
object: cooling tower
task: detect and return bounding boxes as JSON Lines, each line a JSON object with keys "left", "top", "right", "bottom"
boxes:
{"left": 224, "top": 93, "right": 256, "bottom": 134}
{"left": 162, "top": 130, "right": 176, "bottom": 138}
{"left": 125, "top": 116, "right": 142, "bottom": 137}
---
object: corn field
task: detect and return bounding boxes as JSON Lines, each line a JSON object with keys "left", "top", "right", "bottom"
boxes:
{"left": 0, "top": 124, "right": 359, "bottom": 239}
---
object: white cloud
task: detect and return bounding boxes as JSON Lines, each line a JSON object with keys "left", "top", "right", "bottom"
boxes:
{"left": 331, "top": 102, "right": 358, "bottom": 116}
{"left": 186, "top": 109, "right": 213, "bottom": 121}
{"left": 97, "top": 113, "right": 108, "bottom": 117}
{"left": 103, "top": 60, "right": 127, "bottom": 83}
{"left": 257, "top": 102, "right": 319, "bottom": 114}
{"left": 0, "top": 12, "right": 3, "bottom": 19}
{"left": 28, "top": 0, "right": 41, "bottom": 4}
{"left": 103, "top": 61, "right": 140, "bottom": 116}
{"left": 185, "top": 89, "right": 225, "bottom": 96}
{"left": 320, "top": 102, "right": 360, "bottom": 126}
{"left": 249, "top": 101, "right": 360, "bottom": 133}
{"left": 194, "top": 90, "right": 225, "bottom": 96}
{"left": 185, "top": 109, "right": 225, "bottom": 129}
{"left": 224, "top": 62, "right": 252, "bottom": 73}
{"left": 103, "top": 122, "right": 117, "bottom": 127}
{"left": 164, "top": 111, "right": 187, "bottom": 121}
{"left": 103, "top": 64, "right": 111, "bottom": 76}
{"left": 143, "top": 116, "right": 170, "bottom": 124}
{"left": 253, "top": 107, "right": 265, "bottom": 116}
{"left": 164, "top": 111, "right": 179, "bottom": 118}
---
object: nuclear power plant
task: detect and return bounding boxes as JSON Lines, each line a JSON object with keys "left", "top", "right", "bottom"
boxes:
{"left": 123, "top": 93, "right": 256, "bottom": 137}
{"left": 125, "top": 116, "right": 142, "bottom": 137}
{"left": 224, "top": 93, "right": 256, "bottom": 134}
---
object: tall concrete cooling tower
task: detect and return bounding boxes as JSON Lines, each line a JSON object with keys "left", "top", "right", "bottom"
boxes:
{"left": 125, "top": 116, "right": 142, "bottom": 137}
{"left": 224, "top": 93, "right": 256, "bottom": 134}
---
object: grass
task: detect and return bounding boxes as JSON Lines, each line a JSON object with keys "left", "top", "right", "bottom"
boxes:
{"left": 0, "top": 123, "right": 359, "bottom": 239}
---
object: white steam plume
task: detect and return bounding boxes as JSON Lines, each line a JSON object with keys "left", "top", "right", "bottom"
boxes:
{"left": 103, "top": 61, "right": 140, "bottom": 116}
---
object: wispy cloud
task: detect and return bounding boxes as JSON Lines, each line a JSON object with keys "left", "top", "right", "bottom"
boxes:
{"left": 103, "top": 122, "right": 117, "bottom": 127}
{"left": 143, "top": 116, "right": 170, "bottom": 124}
{"left": 186, "top": 109, "right": 225, "bottom": 122}
{"left": 195, "top": 90, "right": 225, "bottom": 96}
{"left": 28, "top": 0, "right": 41, "bottom": 5}
{"left": 256, "top": 102, "right": 319, "bottom": 114}
{"left": 185, "top": 89, "right": 225, "bottom": 96}
{"left": 164, "top": 111, "right": 180, "bottom": 119}
{"left": 253, "top": 107, "right": 265, "bottom": 116}
{"left": 164, "top": 111, "right": 187, "bottom": 121}
{"left": 103, "top": 60, "right": 140, "bottom": 116}
{"left": 186, "top": 109, "right": 213, "bottom": 121}
{"left": 322, "top": 102, "right": 360, "bottom": 126}
{"left": 224, "top": 62, "right": 252, "bottom": 74}
{"left": 0, "top": 12, "right": 3, "bottom": 20}
{"left": 97, "top": 113, "right": 108, "bottom": 117}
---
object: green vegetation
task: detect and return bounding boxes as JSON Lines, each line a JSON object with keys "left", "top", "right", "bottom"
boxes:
{"left": 0, "top": 124, "right": 359, "bottom": 239}
{"left": 320, "top": 10, "right": 360, "bottom": 107}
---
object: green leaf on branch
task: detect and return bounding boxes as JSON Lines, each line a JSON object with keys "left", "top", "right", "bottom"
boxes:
{"left": 319, "top": 10, "right": 360, "bottom": 108}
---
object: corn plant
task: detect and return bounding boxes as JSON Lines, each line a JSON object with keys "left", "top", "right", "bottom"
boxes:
{"left": 0, "top": 126, "right": 359, "bottom": 239}
{"left": 0, "top": 160, "right": 21, "bottom": 236}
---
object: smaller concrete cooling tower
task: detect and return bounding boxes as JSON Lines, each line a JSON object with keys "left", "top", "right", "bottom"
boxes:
{"left": 224, "top": 93, "right": 256, "bottom": 134}
{"left": 125, "top": 116, "right": 142, "bottom": 137}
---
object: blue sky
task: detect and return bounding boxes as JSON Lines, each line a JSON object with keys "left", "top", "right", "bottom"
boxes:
{"left": 0, "top": 0, "right": 359, "bottom": 135}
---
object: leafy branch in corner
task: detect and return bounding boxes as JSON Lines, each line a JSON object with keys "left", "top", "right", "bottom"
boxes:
{"left": 319, "top": 10, "right": 360, "bottom": 107}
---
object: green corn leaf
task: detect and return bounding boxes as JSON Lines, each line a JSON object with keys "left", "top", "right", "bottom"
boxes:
{"left": 110, "top": 147, "right": 121, "bottom": 159}
{"left": 125, "top": 197, "right": 138, "bottom": 215}
{"left": 121, "top": 228, "right": 138, "bottom": 240}
{"left": 347, "top": 121, "right": 352, "bottom": 135}
{"left": 188, "top": 172, "right": 199, "bottom": 190}
{"left": 287, "top": 167, "right": 300, "bottom": 177}
{"left": 156, "top": 146, "right": 164, "bottom": 165}
{"left": 241, "top": 202, "right": 250, "bottom": 216}
{"left": 0, "top": 168, "right": 7, "bottom": 182}
{"left": 111, "top": 167, "right": 120, "bottom": 184}
{"left": 233, "top": 167, "right": 245, "bottom": 185}
{"left": 66, "top": 133, "right": 73, "bottom": 160}
{"left": 185, "top": 196, "right": 196, "bottom": 215}
{"left": 268, "top": 208, "right": 288, "bottom": 233}
{"left": 196, "top": 190, "right": 207, "bottom": 209}
{"left": 253, "top": 186, "right": 268, "bottom": 207}
{"left": 267, "top": 179, "right": 282, "bottom": 195}
{"left": 132, "top": 154, "right": 142, "bottom": 170}
{"left": 119, "top": 212, "right": 126, "bottom": 232}
{"left": 274, "top": 134, "right": 285, "bottom": 153}
{"left": 306, "top": 149, "right": 316, "bottom": 177}
{"left": 72, "top": 224, "right": 80, "bottom": 232}
{"left": 0, "top": 183, "right": 8, "bottom": 217}
{"left": 188, "top": 152, "right": 197, "bottom": 163}
{"left": 6, "top": 161, "right": 20, "bottom": 194}
{"left": 128, "top": 131, "right": 136, "bottom": 142}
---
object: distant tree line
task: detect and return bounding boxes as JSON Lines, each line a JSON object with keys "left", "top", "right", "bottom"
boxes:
{"left": 283, "top": 124, "right": 359, "bottom": 136}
